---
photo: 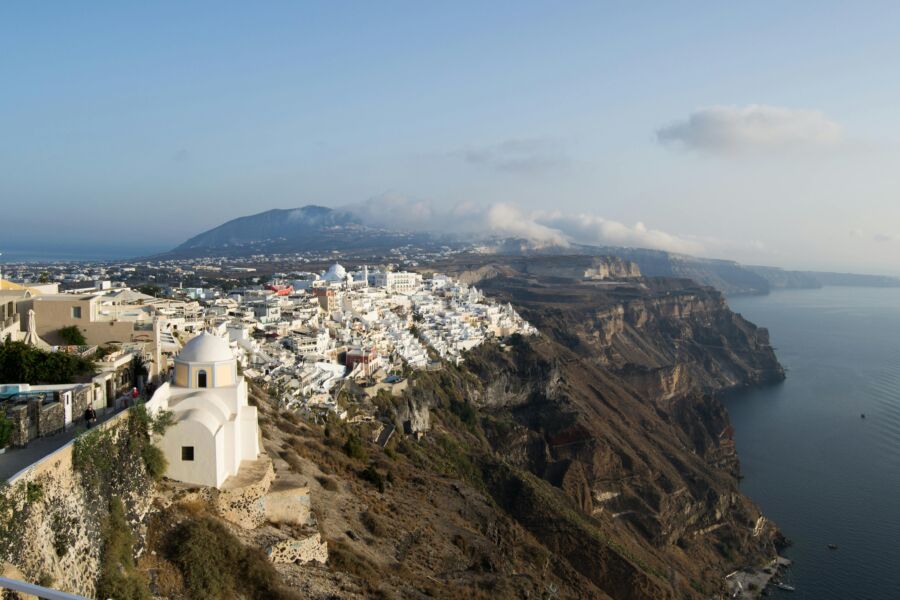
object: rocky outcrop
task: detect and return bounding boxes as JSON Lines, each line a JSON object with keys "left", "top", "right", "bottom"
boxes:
{"left": 372, "top": 264, "right": 785, "bottom": 598}
{"left": 266, "top": 532, "right": 328, "bottom": 564}
{"left": 483, "top": 276, "right": 783, "bottom": 402}
{"left": 0, "top": 410, "right": 156, "bottom": 598}
{"left": 450, "top": 255, "right": 642, "bottom": 287}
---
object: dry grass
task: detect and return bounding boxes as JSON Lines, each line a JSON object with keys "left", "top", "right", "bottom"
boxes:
{"left": 327, "top": 539, "right": 381, "bottom": 582}
{"left": 137, "top": 553, "right": 185, "bottom": 599}
{"left": 359, "top": 510, "right": 389, "bottom": 538}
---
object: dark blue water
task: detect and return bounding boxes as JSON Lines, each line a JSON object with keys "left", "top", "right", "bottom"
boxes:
{"left": 726, "top": 287, "right": 900, "bottom": 600}
{"left": 0, "top": 245, "right": 165, "bottom": 262}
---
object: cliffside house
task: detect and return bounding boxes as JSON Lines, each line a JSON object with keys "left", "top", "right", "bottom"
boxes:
{"left": 0, "top": 290, "right": 30, "bottom": 343}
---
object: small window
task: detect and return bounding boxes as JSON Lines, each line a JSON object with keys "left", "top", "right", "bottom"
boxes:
{"left": 72, "top": 306, "right": 82, "bottom": 319}
{"left": 197, "top": 370, "right": 208, "bottom": 388}
{"left": 181, "top": 446, "right": 194, "bottom": 461}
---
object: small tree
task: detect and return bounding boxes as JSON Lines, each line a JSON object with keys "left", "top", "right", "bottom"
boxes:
{"left": 58, "top": 325, "right": 87, "bottom": 346}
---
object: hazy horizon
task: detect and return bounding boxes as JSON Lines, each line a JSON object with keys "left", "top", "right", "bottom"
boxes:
{"left": 4, "top": 2, "right": 900, "bottom": 275}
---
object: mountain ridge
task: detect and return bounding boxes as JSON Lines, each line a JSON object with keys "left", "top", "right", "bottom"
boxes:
{"left": 164, "top": 205, "right": 900, "bottom": 294}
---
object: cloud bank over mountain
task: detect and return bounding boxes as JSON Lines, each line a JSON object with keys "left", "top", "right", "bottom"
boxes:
{"left": 341, "top": 194, "right": 701, "bottom": 254}
{"left": 657, "top": 104, "right": 843, "bottom": 154}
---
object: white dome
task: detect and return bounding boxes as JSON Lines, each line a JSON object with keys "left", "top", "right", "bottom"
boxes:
{"left": 176, "top": 332, "right": 234, "bottom": 363}
{"left": 323, "top": 263, "right": 347, "bottom": 282}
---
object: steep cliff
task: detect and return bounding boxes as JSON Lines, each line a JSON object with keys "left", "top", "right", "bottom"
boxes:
{"left": 280, "top": 262, "right": 786, "bottom": 599}
{"left": 0, "top": 260, "right": 785, "bottom": 599}
{"left": 0, "top": 407, "right": 164, "bottom": 598}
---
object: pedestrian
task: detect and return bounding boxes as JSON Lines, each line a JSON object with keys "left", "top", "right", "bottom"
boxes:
{"left": 84, "top": 403, "right": 97, "bottom": 428}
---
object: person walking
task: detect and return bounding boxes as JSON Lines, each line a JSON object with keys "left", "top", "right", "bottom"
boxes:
{"left": 84, "top": 403, "right": 97, "bottom": 428}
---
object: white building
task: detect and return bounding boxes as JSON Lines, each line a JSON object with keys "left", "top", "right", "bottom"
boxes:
{"left": 147, "top": 332, "right": 260, "bottom": 488}
{"left": 371, "top": 270, "right": 421, "bottom": 294}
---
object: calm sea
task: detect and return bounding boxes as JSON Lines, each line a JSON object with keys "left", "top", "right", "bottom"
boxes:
{"left": 726, "top": 287, "right": 900, "bottom": 600}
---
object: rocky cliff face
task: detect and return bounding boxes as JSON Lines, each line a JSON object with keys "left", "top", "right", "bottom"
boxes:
{"left": 356, "top": 262, "right": 786, "bottom": 598}
{"left": 0, "top": 260, "right": 785, "bottom": 599}
{"left": 0, "top": 409, "right": 160, "bottom": 598}
{"left": 188, "top": 260, "right": 787, "bottom": 599}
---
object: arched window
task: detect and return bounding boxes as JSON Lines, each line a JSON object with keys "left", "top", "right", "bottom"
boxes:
{"left": 197, "top": 370, "right": 208, "bottom": 388}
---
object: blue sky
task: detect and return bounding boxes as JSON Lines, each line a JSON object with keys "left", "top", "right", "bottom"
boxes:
{"left": 3, "top": 2, "right": 900, "bottom": 272}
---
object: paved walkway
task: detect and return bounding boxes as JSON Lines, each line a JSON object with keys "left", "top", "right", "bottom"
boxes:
{"left": 0, "top": 405, "right": 127, "bottom": 482}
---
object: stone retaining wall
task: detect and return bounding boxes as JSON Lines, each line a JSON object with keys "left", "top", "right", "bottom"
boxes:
{"left": 1, "top": 408, "right": 149, "bottom": 598}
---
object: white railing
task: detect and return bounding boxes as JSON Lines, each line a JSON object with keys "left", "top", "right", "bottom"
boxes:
{"left": 0, "top": 576, "right": 88, "bottom": 599}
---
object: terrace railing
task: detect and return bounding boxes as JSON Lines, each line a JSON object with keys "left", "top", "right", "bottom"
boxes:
{"left": 0, "top": 576, "right": 88, "bottom": 599}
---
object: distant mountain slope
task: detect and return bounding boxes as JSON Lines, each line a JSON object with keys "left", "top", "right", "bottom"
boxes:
{"left": 171, "top": 206, "right": 358, "bottom": 254}
{"left": 165, "top": 206, "right": 435, "bottom": 257}
{"left": 177, "top": 206, "right": 357, "bottom": 249}
{"left": 743, "top": 266, "right": 822, "bottom": 290}
{"left": 590, "top": 247, "right": 773, "bottom": 295}
{"left": 164, "top": 205, "right": 900, "bottom": 293}
{"left": 747, "top": 265, "right": 900, "bottom": 289}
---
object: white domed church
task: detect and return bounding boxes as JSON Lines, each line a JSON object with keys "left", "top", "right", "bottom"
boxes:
{"left": 147, "top": 332, "right": 260, "bottom": 488}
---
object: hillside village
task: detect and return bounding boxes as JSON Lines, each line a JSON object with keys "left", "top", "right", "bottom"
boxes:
{"left": 0, "top": 259, "right": 540, "bottom": 598}
{"left": 2, "top": 261, "right": 535, "bottom": 428}
{"left": 0, "top": 252, "right": 796, "bottom": 600}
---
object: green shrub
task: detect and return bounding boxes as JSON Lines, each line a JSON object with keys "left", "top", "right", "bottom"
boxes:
{"left": 141, "top": 444, "right": 167, "bottom": 481}
{"left": 51, "top": 511, "right": 76, "bottom": 558}
{"left": 96, "top": 497, "right": 151, "bottom": 600}
{"left": 72, "top": 427, "right": 116, "bottom": 493}
{"left": 449, "top": 399, "right": 477, "bottom": 428}
{"left": 58, "top": 325, "right": 87, "bottom": 346}
{"left": 360, "top": 464, "right": 385, "bottom": 493}
{"left": 165, "top": 515, "right": 297, "bottom": 600}
{"left": 0, "top": 339, "right": 94, "bottom": 384}
{"left": 25, "top": 482, "right": 43, "bottom": 503}
{"left": 74, "top": 403, "right": 168, "bottom": 496}
{"left": 343, "top": 432, "right": 368, "bottom": 462}
{"left": 0, "top": 413, "right": 13, "bottom": 449}
{"left": 151, "top": 410, "right": 174, "bottom": 435}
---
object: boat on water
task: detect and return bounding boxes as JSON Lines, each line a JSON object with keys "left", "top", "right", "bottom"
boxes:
{"left": 775, "top": 582, "right": 796, "bottom": 591}
{"left": 828, "top": 543, "right": 839, "bottom": 550}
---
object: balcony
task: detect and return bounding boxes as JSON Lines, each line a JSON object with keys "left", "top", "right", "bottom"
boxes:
{"left": 1, "top": 313, "right": 20, "bottom": 331}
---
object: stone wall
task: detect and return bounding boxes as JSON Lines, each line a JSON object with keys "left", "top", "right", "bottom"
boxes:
{"left": 8, "top": 405, "right": 30, "bottom": 448}
{"left": 211, "top": 458, "right": 276, "bottom": 530}
{"left": 0, "top": 408, "right": 153, "bottom": 598}
{"left": 72, "top": 386, "right": 91, "bottom": 421}
{"left": 267, "top": 533, "right": 327, "bottom": 564}
{"left": 36, "top": 401, "right": 64, "bottom": 437}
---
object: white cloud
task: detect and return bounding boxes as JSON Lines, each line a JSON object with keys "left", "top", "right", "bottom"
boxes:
{"left": 536, "top": 211, "right": 705, "bottom": 255}
{"left": 342, "top": 195, "right": 704, "bottom": 254}
{"left": 341, "top": 193, "right": 437, "bottom": 230}
{"left": 486, "top": 203, "right": 570, "bottom": 247}
{"left": 657, "top": 104, "right": 842, "bottom": 153}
